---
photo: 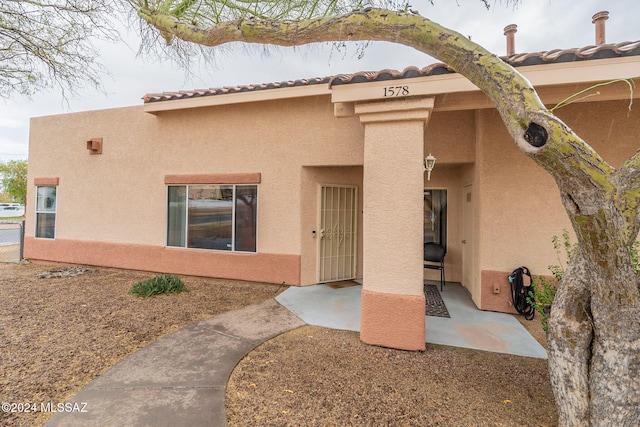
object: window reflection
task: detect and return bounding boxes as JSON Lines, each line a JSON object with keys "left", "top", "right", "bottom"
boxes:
{"left": 167, "top": 184, "right": 257, "bottom": 252}
{"left": 424, "top": 189, "right": 447, "bottom": 250}
{"left": 188, "top": 185, "right": 233, "bottom": 250}
{"left": 35, "top": 186, "right": 57, "bottom": 238}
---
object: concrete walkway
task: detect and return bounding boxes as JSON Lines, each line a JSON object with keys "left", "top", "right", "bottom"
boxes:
{"left": 45, "top": 300, "right": 305, "bottom": 427}
{"left": 46, "top": 281, "right": 546, "bottom": 426}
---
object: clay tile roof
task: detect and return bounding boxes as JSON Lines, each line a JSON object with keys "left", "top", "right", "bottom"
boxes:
{"left": 329, "top": 64, "right": 454, "bottom": 86}
{"left": 143, "top": 41, "right": 640, "bottom": 103}
{"left": 502, "top": 41, "right": 640, "bottom": 66}
{"left": 142, "top": 76, "right": 332, "bottom": 103}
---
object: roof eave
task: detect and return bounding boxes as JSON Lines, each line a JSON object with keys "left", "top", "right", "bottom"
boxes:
{"left": 331, "top": 56, "right": 640, "bottom": 104}
{"left": 143, "top": 83, "right": 331, "bottom": 114}
{"left": 144, "top": 55, "right": 639, "bottom": 114}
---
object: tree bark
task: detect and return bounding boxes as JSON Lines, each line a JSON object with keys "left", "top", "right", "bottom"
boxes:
{"left": 137, "top": 7, "right": 640, "bottom": 425}
{"left": 547, "top": 250, "right": 592, "bottom": 426}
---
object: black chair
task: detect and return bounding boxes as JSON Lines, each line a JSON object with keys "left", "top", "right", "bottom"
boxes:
{"left": 424, "top": 243, "right": 446, "bottom": 291}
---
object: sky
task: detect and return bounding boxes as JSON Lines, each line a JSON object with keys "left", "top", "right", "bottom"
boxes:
{"left": 0, "top": 0, "right": 638, "bottom": 162}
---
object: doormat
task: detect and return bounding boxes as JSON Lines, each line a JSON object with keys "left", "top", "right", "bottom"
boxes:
{"left": 424, "top": 284, "right": 450, "bottom": 318}
{"left": 326, "top": 280, "right": 361, "bottom": 289}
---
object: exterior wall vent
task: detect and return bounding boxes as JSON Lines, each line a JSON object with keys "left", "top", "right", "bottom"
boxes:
{"left": 86, "top": 138, "right": 103, "bottom": 154}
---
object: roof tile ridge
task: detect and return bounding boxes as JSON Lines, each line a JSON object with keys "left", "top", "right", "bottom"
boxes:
{"left": 143, "top": 41, "right": 640, "bottom": 103}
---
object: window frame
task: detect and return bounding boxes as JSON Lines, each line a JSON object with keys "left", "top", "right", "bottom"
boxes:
{"left": 35, "top": 185, "right": 57, "bottom": 239}
{"left": 166, "top": 183, "right": 258, "bottom": 253}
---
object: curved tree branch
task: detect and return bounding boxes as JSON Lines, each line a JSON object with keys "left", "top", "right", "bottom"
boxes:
{"left": 138, "top": 7, "right": 616, "bottom": 229}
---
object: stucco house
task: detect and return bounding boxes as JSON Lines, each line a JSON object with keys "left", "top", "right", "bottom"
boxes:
{"left": 25, "top": 12, "right": 639, "bottom": 350}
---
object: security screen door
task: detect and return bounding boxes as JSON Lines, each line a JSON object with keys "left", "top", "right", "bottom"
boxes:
{"left": 318, "top": 185, "right": 357, "bottom": 282}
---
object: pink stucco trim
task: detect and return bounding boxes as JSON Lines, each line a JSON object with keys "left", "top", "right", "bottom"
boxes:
{"left": 164, "top": 173, "right": 261, "bottom": 184}
{"left": 481, "top": 269, "right": 556, "bottom": 315}
{"left": 24, "top": 237, "right": 300, "bottom": 285}
{"left": 480, "top": 270, "right": 519, "bottom": 314}
{"left": 360, "top": 289, "right": 426, "bottom": 351}
{"left": 33, "top": 177, "right": 59, "bottom": 186}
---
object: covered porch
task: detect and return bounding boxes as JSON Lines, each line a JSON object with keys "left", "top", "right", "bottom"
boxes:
{"left": 276, "top": 280, "right": 547, "bottom": 359}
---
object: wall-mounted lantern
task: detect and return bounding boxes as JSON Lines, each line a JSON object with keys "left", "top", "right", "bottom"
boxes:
{"left": 424, "top": 153, "right": 436, "bottom": 181}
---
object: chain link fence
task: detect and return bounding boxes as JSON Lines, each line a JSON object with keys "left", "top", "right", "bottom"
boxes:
{"left": 0, "top": 220, "right": 24, "bottom": 263}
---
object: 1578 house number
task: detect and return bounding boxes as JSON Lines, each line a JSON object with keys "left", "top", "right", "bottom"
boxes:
{"left": 383, "top": 85, "right": 410, "bottom": 97}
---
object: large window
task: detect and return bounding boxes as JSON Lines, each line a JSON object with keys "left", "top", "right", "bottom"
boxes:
{"left": 424, "top": 189, "right": 447, "bottom": 251}
{"left": 36, "top": 186, "right": 57, "bottom": 238}
{"left": 167, "top": 184, "right": 257, "bottom": 252}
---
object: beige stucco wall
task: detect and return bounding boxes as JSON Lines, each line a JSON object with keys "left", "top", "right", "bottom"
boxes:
{"left": 149, "top": 96, "right": 364, "bottom": 255}
{"left": 25, "top": 73, "right": 640, "bottom": 310}
{"left": 26, "top": 95, "right": 365, "bottom": 282}
{"left": 476, "top": 108, "right": 566, "bottom": 274}
{"left": 477, "top": 99, "right": 640, "bottom": 273}
{"left": 475, "top": 98, "right": 640, "bottom": 310}
{"left": 556, "top": 100, "right": 640, "bottom": 169}
{"left": 28, "top": 106, "right": 154, "bottom": 243}
{"left": 424, "top": 110, "right": 476, "bottom": 164}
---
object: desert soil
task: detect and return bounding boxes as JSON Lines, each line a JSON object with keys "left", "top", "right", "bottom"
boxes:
{"left": 0, "top": 262, "right": 282, "bottom": 426}
{"left": 1, "top": 262, "right": 556, "bottom": 427}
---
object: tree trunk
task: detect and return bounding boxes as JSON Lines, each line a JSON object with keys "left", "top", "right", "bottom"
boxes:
{"left": 548, "top": 177, "right": 640, "bottom": 425}
{"left": 587, "top": 260, "right": 640, "bottom": 425}
{"left": 549, "top": 244, "right": 640, "bottom": 426}
{"left": 137, "top": 7, "right": 640, "bottom": 424}
{"left": 547, "top": 250, "right": 592, "bottom": 425}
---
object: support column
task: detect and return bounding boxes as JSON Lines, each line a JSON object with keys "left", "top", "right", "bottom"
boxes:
{"left": 355, "top": 97, "right": 434, "bottom": 351}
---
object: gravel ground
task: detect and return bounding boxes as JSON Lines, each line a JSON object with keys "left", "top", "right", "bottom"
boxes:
{"left": 1, "top": 262, "right": 556, "bottom": 426}
{"left": 225, "top": 327, "right": 556, "bottom": 426}
{"left": 0, "top": 262, "right": 282, "bottom": 427}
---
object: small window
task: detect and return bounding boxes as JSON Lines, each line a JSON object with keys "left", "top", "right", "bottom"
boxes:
{"left": 36, "top": 186, "right": 57, "bottom": 238}
{"left": 167, "top": 184, "right": 257, "bottom": 252}
{"left": 424, "top": 189, "right": 447, "bottom": 251}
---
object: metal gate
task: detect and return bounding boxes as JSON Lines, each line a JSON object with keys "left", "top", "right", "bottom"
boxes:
{"left": 318, "top": 186, "right": 357, "bottom": 282}
{"left": 0, "top": 220, "right": 25, "bottom": 263}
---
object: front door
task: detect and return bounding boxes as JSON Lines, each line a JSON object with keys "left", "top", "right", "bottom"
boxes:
{"left": 318, "top": 185, "right": 357, "bottom": 282}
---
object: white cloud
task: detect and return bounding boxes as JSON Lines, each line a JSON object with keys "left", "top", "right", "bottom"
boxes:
{"left": 0, "top": 137, "right": 29, "bottom": 162}
{"left": 0, "top": 115, "right": 22, "bottom": 128}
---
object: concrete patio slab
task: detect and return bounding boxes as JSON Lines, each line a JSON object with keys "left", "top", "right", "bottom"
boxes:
{"left": 276, "top": 281, "right": 547, "bottom": 359}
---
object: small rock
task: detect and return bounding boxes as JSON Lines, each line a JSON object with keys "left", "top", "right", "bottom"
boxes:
{"left": 36, "top": 266, "right": 95, "bottom": 279}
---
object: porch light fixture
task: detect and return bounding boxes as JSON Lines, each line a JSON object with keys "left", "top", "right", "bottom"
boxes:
{"left": 424, "top": 153, "right": 436, "bottom": 181}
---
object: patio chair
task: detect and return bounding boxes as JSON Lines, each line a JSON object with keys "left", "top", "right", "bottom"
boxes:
{"left": 424, "top": 242, "right": 446, "bottom": 291}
